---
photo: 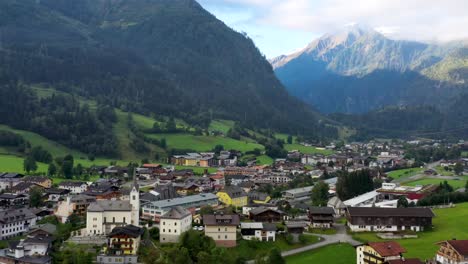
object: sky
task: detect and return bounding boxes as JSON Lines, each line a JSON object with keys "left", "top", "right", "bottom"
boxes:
{"left": 197, "top": 0, "right": 468, "bottom": 58}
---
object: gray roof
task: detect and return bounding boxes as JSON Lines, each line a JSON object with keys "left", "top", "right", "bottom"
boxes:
{"left": 0, "top": 208, "right": 36, "bottom": 224}
{"left": 221, "top": 186, "right": 247, "bottom": 199}
{"left": 29, "top": 223, "right": 57, "bottom": 235}
{"left": 327, "top": 197, "right": 345, "bottom": 209}
{"left": 87, "top": 200, "right": 132, "bottom": 212}
{"left": 308, "top": 206, "right": 334, "bottom": 215}
{"left": 248, "top": 191, "right": 269, "bottom": 201}
{"left": 144, "top": 193, "right": 218, "bottom": 209}
{"left": 203, "top": 214, "right": 240, "bottom": 226}
{"left": 249, "top": 207, "right": 283, "bottom": 216}
{"left": 161, "top": 206, "right": 191, "bottom": 220}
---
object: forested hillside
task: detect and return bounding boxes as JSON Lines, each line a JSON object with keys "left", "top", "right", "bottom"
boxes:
{"left": 0, "top": 0, "right": 337, "bottom": 152}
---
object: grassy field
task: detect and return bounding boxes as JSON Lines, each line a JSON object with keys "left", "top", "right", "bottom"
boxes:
{"left": 0, "top": 154, "right": 48, "bottom": 173}
{"left": 463, "top": 151, "right": 468, "bottom": 158}
{"left": 387, "top": 167, "right": 423, "bottom": 180}
{"left": 307, "top": 228, "right": 338, "bottom": 235}
{"left": 352, "top": 202, "right": 468, "bottom": 260}
{"left": 51, "top": 175, "right": 100, "bottom": 184}
{"left": 208, "top": 119, "right": 234, "bottom": 134}
{"left": 404, "top": 178, "right": 467, "bottom": 189}
{"left": 285, "top": 243, "right": 355, "bottom": 264}
{"left": 256, "top": 155, "right": 274, "bottom": 165}
{"left": 435, "top": 166, "right": 456, "bottom": 176}
{"left": 146, "top": 133, "right": 264, "bottom": 153}
{"left": 285, "top": 144, "right": 334, "bottom": 156}
{"left": 233, "top": 235, "right": 319, "bottom": 260}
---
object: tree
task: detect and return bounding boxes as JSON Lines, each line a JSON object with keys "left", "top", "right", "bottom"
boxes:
{"left": 311, "top": 181, "right": 329, "bottom": 206}
{"left": 23, "top": 155, "right": 37, "bottom": 173}
{"left": 454, "top": 162, "right": 464, "bottom": 175}
{"left": 213, "top": 144, "right": 224, "bottom": 153}
{"left": 29, "top": 186, "right": 44, "bottom": 207}
{"left": 62, "top": 155, "right": 74, "bottom": 179}
{"left": 287, "top": 135, "right": 293, "bottom": 144}
{"left": 199, "top": 205, "right": 214, "bottom": 216}
{"left": 48, "top": 163, "right": 57, "bottom": 176}
{"left": 268, "top": 248, "right": 285, "bottom": 264}
{"left": 465, "top": 181, "right": 468, "bottom": 192}
{"left": 397, "top": 196, "right": 409, "bottom": 208}
{"left": 149, "top": 227, "right": 159, "bottom": 241}
{"left": 336, "top": 170, "right": 374, "bottom": 200}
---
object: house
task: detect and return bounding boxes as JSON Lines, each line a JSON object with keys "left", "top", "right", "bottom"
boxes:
{"left": 203, "top": 214, "right": 240, "bottom": 247}
{"left": 0, "top": 208, "right": 37, "bottom": 240}
{"left": 386, "top": 259, "right": 424, "bottom": 264}
{"left": 225, "top": 175, "right": 250, "bottom": 186}
{"left": 248, "top": 191, "right": 271, "bottom": 204}
{"left": 285, "top": 222, "right": 307, "bottom": 235}
{"left": 327, "top": 197, "right": 346, "bottom": 216}
{"left": 346, "top": 207, "right": 435, "bottom": 232}
{"left": 0, "top": 235, "right": 53, "bottom": 264}
{"left": 356, "top": 241, "right": 406, "bottom": 264}
{"left": 44, "top": 188, "right": 70, "bottom": 202}
{"left": 141, "top": 193, "right": 218, "bottom": 222}
{"left": 267, "top": 174, "right": 292, "bottom": 185}
{"left": 435, "top": 240, "right": 468, "bottom": 264}
{"left": 308, "top": 207, "right": 334, "bottom": 228}
{"left": 0, "top": 194, "right": 28, "bottom": 208}
{"left": 86, "top": 183, "right": 139, "bottom": 236}
{"left": 9, "top": 182, "right": 42, "bottom": 195}
{"left": 249, "top": 207, "right": 284, "bottom": 223}
{"left": 159, "top": 206, "right": 192, "bottom": 243}
{"left": 96, "top": 225, "right": 144, "bottom": 264}
{"left": 28, "top": 224, "right": 57, "bottom": 237}
{"left": 21, "top": 177, "right": 52, "bottom": 189}
{"left": 83, "top": 183, "right": 121, "bottom": 200}
{"left": 0, "top": 178, "right": 21, "bottom": 192}
{"left": 223, "top": 167, "right": 258, "bottom": 177}
{"left": 216, "top": 186, "right": 248, "bottom": 207}
{"left": 240, "top": 222, "right": 276, "bottom": 242}
{"left": 55, "top": 194, "right": 96, "bottom": 223}
{"left": 58, "top": 181, "right": 88, "bottom": 194}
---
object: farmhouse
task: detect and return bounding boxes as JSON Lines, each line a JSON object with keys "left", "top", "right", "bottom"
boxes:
{"left": 436, "top": 240, "right": 468, "bottom": 264}
{"left": 308, "top": 206, "right": 334, "bottom": 228}
{"left": 346, "top": 207, "right": 434, "bottom": 232}
{"left": 159, "top": 206, "right": 192, "bottom": 243}
{"left": 216, "top": 186, "right": 248, "bottom": 207}
{"left": 97, "top": 225, "right": 144, "bottom": 264}
{"left": 58, "top": 181, "right": 88, "bottom": 194}
{"left": 249, "top": 207, "right": 284, "bottom": 222}
{"left": 240, "top": 222, "right": 276, "bottom": 241}
{"left": 356, "top": 241, "right": 406, "bottom": 264}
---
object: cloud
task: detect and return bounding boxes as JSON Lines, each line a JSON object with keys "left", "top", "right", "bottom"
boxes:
{"left": 198, "top": 0, "right": 468, "bottom": 43}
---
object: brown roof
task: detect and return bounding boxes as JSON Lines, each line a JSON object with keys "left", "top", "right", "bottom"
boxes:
{"left": 368, "top": 241, "right": 406, "bottom": 257}
{"left": 348, "top": 207, "right": 435, "bottom": 218}
{"left": 443, "top": 240, "right": 468, "bottom": 256}
{"left": 203, "top": 214, "right": 240, "bottom": 226}
{"left": 387, "top": 259, "right": 424, "bottom": 264}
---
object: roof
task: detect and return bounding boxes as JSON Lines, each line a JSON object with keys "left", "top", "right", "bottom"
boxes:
{"left": 45, "top": 188, "right": 70, "bottom": 195}
{"left": 387, "top": 259, "right": 424, "bottom": 264}
{"left": 87, "top": 200, "right": 132, "bottom": 212}
{"left": 58, "top": 181, "right": 87, "bottom": 187}
{"left": 0, "top": 208, "right": 36, "bottom": 224}
{"left": 249, "top": 207, "right": 283, "bottom": 216}
{"left": 30, "top": 223, "right": 57, "bottom": 235}
{"left": 219, "top": 186, "right": 247, "bottom": 199}
{"left": 70, "top": 194, "right": 96, "bottom": 203}
{"left": 203, "top": 214, "right": 240, "bottom": 226}
{"left": 282, "top": 186, "right": 314, "bottom": 195}
{"left": 109, "top": 225, "right": 144, "bottom": 238}
{"left": 22, "top": 176, "right": 50, "bottom": 183}
{"left": 442, "top": 240, "right": 468, "bottom": 256}
{"left": 24, "top": 234, "right": 55, "bottom": 244}
{"left": 327, "top": 197, "right": 345, "bottom": 209}
{"left": 240, "top": 222, "right": 263, "bottom": 229}
{"left": 308, "top": 206, "right": 334, "bottom": 215}
{"left": 368, "top": 241, "right": 406, "bottom": 257}
{"left": 144, "top": 193, "right": 218, "bottom": 209}
{"left": 161, "top": 206, "right": 191, "bottom": 220}
{"left": 343, "top": 190, "right": 379, "bottom": 206}
{"left": 0, "top": 193, "right": 27, "bottom": 199}
{"left": 248, "top": 191, "right": 269, "bottom": 201}
{"left": 285, "top": 222, "right": 307, "bottom": 228}
{"left": 347, "top": 207, "right": 435, "bottom": 218}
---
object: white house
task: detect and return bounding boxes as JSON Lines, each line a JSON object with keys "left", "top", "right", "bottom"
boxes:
{"left": 159, "top": 206, "right": 192, "bottom": 243}
{"left": 58, "top": 181, "right": 88, "bottom": 194}
{"left": 240, "top": 222, "right": 276, "bottom": 242}
{"left": 0, "top": 208, "right": 37, "bottom": 240}
{"left": 85, "top": 183, "right": 139, "bottom": 236}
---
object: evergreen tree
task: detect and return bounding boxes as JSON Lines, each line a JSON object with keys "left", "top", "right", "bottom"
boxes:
{"left": 48, "top": 163, "right": 57, "bottom": 176}
{"left": 311, "top": 181, "right": 329, "bottom": 206}
{"left": 23, "top": 155, "right": 37, "bottom": 173}
{"left": 29, "top": 186, "right": 44, "bottom": 207}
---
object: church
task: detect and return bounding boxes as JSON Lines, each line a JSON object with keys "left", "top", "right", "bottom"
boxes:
{"left": 86, "top": 182, "right": 139, "bottom": 236}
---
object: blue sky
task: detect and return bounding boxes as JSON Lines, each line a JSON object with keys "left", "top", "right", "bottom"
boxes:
{"left": 197, "top": 0, "right": 468, "bottom": 58}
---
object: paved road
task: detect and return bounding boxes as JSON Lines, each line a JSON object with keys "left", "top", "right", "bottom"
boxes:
{"left": 246, "top": 224, "right": 360, "bottom": 263}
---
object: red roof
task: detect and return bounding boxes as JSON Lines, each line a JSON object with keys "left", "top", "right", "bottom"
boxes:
{"left": 368, "top": 242, "right": 406, "bottom": 257}
{"left": 387, "top": 259, "right": 423, "bottom": 264}
{"left": 446, "top": 240, "right": 468, "bottom": 255}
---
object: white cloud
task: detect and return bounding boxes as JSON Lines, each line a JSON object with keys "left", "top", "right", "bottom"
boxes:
{"left": 198, "top": 0, "right": 468, "bottom": 43}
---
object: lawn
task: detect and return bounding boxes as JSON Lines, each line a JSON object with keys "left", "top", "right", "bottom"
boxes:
{"left": 307, "top": 228, "right": 338, "bottom": 235}
{"left": 233, "top": 235, "right": 319, "bottom": 260}
{"left": 435, "top": 166, "right": 456, "bottom": 176}
{"left": 256, "top": 155, "right": 274, "bottom": 165}
{"left": 387, "top": 167, "right": 423, "bottom": 180}
{"left": 208, "top": 119, "right": 234, "bottom": 134}
{"left": 0, "top": 154, "right": 48, "bottom": 173}
{"left": 285, "top": 243, "right": 356, "bottom": 264}
{"left": 285, "top": 144, "right": 334, "bottom": 156}
{"left": 404, "top": 178, "right": 467, "bottom": 189}
{"left": 352, "top": 202, "right": 468, "bottom": 260}
{"left": 145, "top": 133, "right": 264, "bottom": 153}
{"left": 463, "top": 151, "right": 468, "bottom": 158}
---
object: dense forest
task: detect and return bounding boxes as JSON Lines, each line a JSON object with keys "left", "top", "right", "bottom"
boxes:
{"left": 0, "top": 0, "right": 337, "bottom": 141}
{"left": 0, "top": 82, "right": 118, "bottom": 156}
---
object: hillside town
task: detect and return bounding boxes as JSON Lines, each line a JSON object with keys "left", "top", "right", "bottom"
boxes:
{"left": 0, "top": 139, "right": 466, "bottom": 263}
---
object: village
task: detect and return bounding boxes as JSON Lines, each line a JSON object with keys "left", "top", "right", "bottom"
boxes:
{"left": 0, "top": 139, "right": 467, "bottom": 263}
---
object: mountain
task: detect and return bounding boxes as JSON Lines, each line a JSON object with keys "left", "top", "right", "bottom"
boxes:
{"left": 272, "top": 25, "right": 468, "bottom": 113}
{"left": 0, "top": 0, "right": 338, "bottom": 157}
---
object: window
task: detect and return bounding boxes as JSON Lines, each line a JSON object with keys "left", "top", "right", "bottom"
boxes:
{"left": 225, "top": 235, "right": 227, "bottom": 239}
{"left": 133, "top": 195, "right": 136, "bottom": 200}
{"left": 174, "top": 222, "right": 177, "bottom": 226}
{"left": 163, "top": 222, "right": 165, "bottom": 225}
{"left": 225, "top": 227, "right": 227, "bottom": 231}
{"left": 113, "top": 217, "right": 115, "bottom": 223}
{"left": 123, "top": 217, "right": 126, "bottom": 223}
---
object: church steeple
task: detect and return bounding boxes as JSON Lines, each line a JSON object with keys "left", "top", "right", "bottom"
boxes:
{"left": 130, "top": 166, "right": 140, "bottom": 226}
